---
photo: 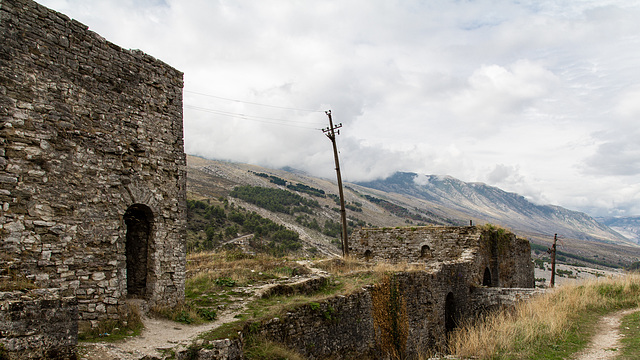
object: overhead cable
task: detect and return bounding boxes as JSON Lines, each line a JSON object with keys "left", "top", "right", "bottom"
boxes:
{"left": 184, "top": 104, "right": 323, "bottom": 130}
{"left": 185, "top": 90, "right": 324, "bottom": 113}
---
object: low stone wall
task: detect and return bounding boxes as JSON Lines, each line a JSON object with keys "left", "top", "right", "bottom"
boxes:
{"left": 176, "top": 339, "right": 244, "bottom": 360}
{"left": 0, "top": 288, "right": 78, "bottom": 359}
{"left": 180, "top": 265, "right": 538, "bottom": 360}
{"left": 259, "top": 275, "right": 330, "bottom": 299}
{"left": 470, "top": 287, "right": 544, "bottom": 315}
{"left": 253, "top": 289, "right": 376, "bottom": 359}
{"left": 232, "top": 262, "right": 475, "bottom": 359}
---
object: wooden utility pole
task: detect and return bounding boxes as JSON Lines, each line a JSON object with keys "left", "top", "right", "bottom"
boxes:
{"left": 322, "top": 110, "right": 349, "bottom": 257}
{"left": 549, "top": 233, "right": 557, "bottom": 288}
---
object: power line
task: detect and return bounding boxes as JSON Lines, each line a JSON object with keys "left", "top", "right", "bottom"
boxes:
{"left": 185, "top": 90, "right": 324, "bottom": 113}
{"left": 184, "top": 104, "right": 324, "bottom": 130}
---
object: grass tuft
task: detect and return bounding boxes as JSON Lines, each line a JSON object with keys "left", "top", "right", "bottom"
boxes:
{"left": 243, "top": 336, "right": 306, "bottom": 360}
{"left": 620, "top": 310, "right": 640, "bottom": 359}
{"left": 0, "top": 271, "right": 38, "bottom": 291}
{"left": 79, "top": 303, "right": 144, "bottom": 342}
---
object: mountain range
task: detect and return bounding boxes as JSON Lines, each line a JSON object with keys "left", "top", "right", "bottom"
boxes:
{"left": 596, "top": 216, "right": 640, "bottom": 244}
{"left": 357, "top": 172, "right": 628, "bottom": 244}
{"left": 186, "top": 155, "right": 640, "bottom": 267}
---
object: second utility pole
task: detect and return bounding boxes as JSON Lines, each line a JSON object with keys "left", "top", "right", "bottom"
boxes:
{"left": 323, "top": 110, "right": 349, "bottom": 257}
{"left": 549, "top": 233, "right": 557, "bottom": 288}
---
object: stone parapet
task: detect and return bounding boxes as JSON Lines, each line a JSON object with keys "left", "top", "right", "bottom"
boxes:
{"left": 470, "top": 287, "right": 544, "bottom": 315}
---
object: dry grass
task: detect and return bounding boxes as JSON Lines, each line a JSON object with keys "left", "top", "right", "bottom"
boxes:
{"left": 314, "top": 256, "right": 424, "bottom": 275}
{"left": 449, "top": 274, "right": 640, "bottom": 359}
{"left": 187, "top": 250, "right": 309, "bottom": 280}
{"left": 243, "top": 336, "right": 306, "bottom": 360}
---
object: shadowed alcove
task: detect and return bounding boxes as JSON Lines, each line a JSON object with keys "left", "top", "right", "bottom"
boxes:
{"left": 124, "top": 204, "right": 153, "bottom": 298}
{"left": 445, "top": 292, "right": 457, "bottom": 335}
{"left": 483, "top": 267, "right": 492, "bottom": 286}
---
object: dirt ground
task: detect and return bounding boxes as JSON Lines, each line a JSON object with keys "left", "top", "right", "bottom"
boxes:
{"left": 573, "top": 308, "right": 639, "bottom": 360}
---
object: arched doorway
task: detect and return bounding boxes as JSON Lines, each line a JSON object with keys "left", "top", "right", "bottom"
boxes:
{"left": 483, "top": 267, "right": 492, "bottom": 286}
{"left": 420, "top": 245, "right": 432, "bottom": 259}
{"left": 124, "top": 204, "right": 153, "bottom": 298}
{"left": 445, "top": 292, "right": 456, "bottom": 335}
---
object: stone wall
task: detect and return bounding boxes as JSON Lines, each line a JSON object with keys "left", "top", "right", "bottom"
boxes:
{"left": 182, "top": 227, "right": 535, "bottom": 359}
{"left": 0, "top": 288, "right": 78, "bottom": 359}
{"left": 349, "top": 226, "right": 534, "bottom": 288}
{"left": 0, "top": 0, "right": 187, "bottom": 327}
{"left": 211, "top": 263, "right": 478, "bottom": 359}
{"left": 350, "top": 226, "right": 481, "bottom": 263}
{"left": 470, "top": 287, "right": 544, "bottom": 315}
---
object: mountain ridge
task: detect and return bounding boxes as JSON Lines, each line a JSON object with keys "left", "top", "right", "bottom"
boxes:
{"left": 596, "top": 216, "right": 640, "bottom": 244}
{"left": 357, "top": 171, "right": 629, "bottom": 244}
{"left": 186, "top": 155, "right": 640, "bottom": 267}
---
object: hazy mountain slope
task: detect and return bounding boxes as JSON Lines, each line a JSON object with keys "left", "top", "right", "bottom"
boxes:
{"left": 186, "top": 156, "right": 449, "bottom": 256}
{"left": 597, "top": 216, "right": 640, "bottom": 244}
{"left": 357, "top": 172, "right": 630, "bottom": 244}
{"left": 186, "top": 156, "right": 640, "bottom": 267}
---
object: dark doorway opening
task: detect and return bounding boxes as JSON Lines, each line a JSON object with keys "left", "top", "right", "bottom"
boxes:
{"left": 445, "top": 292, "right": 457, "bottom": 335}
{"left": 483, "top": 267, "right": 492, "bottom": 286}
{"left": 420, "top": 245, "right": 432, "bottom": 259}
{"left": 125, "top": 204, "right": 153, "bottom": 298}
{"left": 364, "top": 249, "right": 372, "bottom": 261}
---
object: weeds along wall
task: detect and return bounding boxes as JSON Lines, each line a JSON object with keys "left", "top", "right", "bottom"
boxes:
{"left": 0, "top": 0, "right": 187, "bottom": 328}
{"left": 350, "top": 226, "right": 534, "bottom": 288}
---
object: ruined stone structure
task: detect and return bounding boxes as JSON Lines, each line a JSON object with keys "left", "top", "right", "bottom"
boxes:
{"left": 0, "top": 0, "right": 186, "bottom": 355}
{"left": 349, "top": 226, "right": 535, "bottom": 288}
{"left": 181, "top": 226, "right": 535, "bottom": 359}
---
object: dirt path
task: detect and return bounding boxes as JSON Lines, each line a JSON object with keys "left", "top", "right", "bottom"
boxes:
{"left": 79, "top": 295, "right": 260, "bottom": 360}
{"left": 573, "top": 308, "right": 639, "bottom": 360}
{"left": 79, "top": 264, "right": 330, "bottom": 359}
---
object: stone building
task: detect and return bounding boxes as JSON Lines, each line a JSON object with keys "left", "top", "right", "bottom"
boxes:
{"left": 0, "top": 0, "right": 186, "bottom": 335}
{"left": 349, "top": 226, "right": 535, "bottom": 288}
{"left": 191, "top": 226, "right": 536, "bottom": 359}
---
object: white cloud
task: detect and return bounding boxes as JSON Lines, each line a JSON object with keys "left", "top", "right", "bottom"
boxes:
{"left": 450, "top": 60, "right": 560, "bottom": 123}
{"left": 37, "top": 0, "right": 640, "bottom": 217}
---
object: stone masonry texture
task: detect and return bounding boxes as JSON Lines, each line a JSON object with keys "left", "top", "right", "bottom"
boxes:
{"left": 350, "top": 226, "right": 535, "bottom": 288}
{"left": 0, "top": 288, "right": 78, "bottom": 359}
{"left": 186, "top": 227, "right": 536, "bottom": 360}
{"left": 0, "top": 0, "right": 187, "bottom": 332}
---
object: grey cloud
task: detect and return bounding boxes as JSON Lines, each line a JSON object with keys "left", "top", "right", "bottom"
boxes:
{"left": 583, "top": 138, "right": 640, "bottom": 176}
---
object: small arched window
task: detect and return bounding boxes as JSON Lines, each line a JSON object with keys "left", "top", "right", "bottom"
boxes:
{"left": 364, "top": 249, "right": 372, "bottom": 261}
{"left": 420, "top": 245, "right": 432, "bottom": 259}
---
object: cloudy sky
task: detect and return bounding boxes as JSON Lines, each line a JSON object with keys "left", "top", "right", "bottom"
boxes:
{"left": 39, "top": 0, "right": 640, "bottom": 217}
